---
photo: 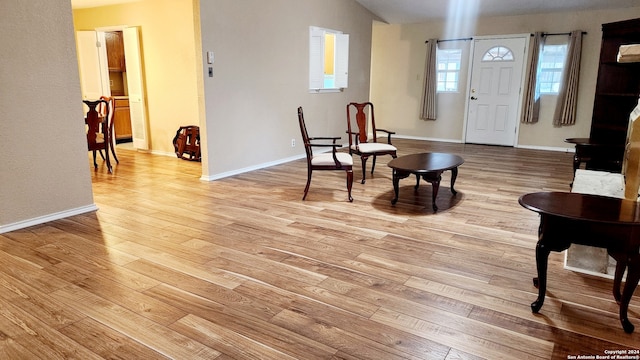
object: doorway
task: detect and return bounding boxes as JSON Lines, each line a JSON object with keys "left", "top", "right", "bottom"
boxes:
{"left": 464, "top": 35, "right": 529, "bottom": 146}
{"left": 76, "top": 27, "right": 149, "bottom": 150}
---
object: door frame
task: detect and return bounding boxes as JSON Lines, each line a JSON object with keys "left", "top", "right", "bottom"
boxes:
{"left": 461, "top": 33, "right": 530, "bottom": 146}
{"left": 93, "top": 25, "right": 149, "bottom": 150}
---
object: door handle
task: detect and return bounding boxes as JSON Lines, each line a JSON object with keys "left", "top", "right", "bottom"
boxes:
{"left": 470, "top": 96, "right": 478, "bottom": 100}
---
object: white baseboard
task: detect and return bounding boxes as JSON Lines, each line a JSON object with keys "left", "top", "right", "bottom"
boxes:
{"left": 150, "top": 149, "right": 178, "bottom": 158}
{"left": 516, "top": 144, "right": 575, "bottom": 153}
{"left": 0, "top": 204, "right": 98, "bottom": 234}
{"left": 201, "top": 154, "right": 307, "bottom": 181}
{"left": 393, "top": 135, "right": 463, "bottom": 143}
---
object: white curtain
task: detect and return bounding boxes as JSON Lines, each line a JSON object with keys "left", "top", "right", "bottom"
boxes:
{"left": 420, "top": 39, "right": 438, "bottom": 120}
{"left": 553, "top": 30, "right": 583, "bottom": 127}
{"left": 521, "top": 32, "right": 544, "bottom": 124}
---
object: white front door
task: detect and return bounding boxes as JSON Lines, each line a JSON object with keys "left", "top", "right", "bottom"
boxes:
{"left": 465, "top": 36, "right": 528, "bottom": 146}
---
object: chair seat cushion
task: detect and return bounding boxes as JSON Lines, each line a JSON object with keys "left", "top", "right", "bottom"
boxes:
{"left": 352, "top": 142, "right": 396, "bottom": 153}
{"left": 312, "top": 152, "right": 353, "bottom": 166}
{"left": 572, "top": 169, "right": 625, "bottom": 198}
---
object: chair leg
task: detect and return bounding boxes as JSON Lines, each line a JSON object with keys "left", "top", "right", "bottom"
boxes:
{"left": 346, "top": 169, "right": 353, "bottom": 202}
{"left": 110, "top": 140, "right": 119, "bottom": 164}
{"left": 98, "top": 150, "right": 105, "bottom": 160}
{"left": 371, "top": 154, "right": 379, "bottom": 175}
{"left": 303, "top": 168, "right": 312, "bottom": 200}
{"left": 105, "top": 144, "right": 112, "bottom": 174}
{"left": 360, "top": 156, "right": 369, "bottom": 184}
{"left": 92, "top": 151, "right": 98, "bottom": 169}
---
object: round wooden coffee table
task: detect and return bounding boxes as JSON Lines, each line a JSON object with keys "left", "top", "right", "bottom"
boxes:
{"left": 388, "top": 152, "right": 464, "bottom": 211}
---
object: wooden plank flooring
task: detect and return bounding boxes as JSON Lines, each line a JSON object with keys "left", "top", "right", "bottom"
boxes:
{"left": 2, "top": 138, "right": 639, "bottom": 359}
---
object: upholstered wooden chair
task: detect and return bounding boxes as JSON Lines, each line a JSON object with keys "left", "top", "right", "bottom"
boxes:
{"left": 84, "top": 99, "right": 112, "bottom": 173}
{"left": 346, "top": 102, "right": 397, "bottom": 183}
{"left": 298, "top": 107, "right": 353, "bottom": 202}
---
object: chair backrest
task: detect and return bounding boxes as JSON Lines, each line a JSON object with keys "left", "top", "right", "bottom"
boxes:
{"left": 347, "top": 102, "right": 378, "bottom": 145}
{"left": 99, "top": 96, "right": 115, "bottom": 135}
{"left": 297, "top": 107, "right": 313, "bottom": 161}
{"left": 84, "top": 99, "right": 108, "bottom": 149}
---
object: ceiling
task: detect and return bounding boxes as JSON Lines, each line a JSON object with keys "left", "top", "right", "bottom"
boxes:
{"left": 71, "top": 0, "right": 640, "bottom": 23}
{"left": 354, "top": 0, "right": 640, "bottom": 24}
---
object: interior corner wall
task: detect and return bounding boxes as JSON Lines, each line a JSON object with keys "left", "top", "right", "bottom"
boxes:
{"left": 198, "top": 0, "right": 376, "bottom": 178}
{"left": 73, "top": 0, "right": 202, "bottom": 156}
{"left": 0, "top": 1, "right": 95, "bottom": 232}
{"left": 371, "top": 7, "right": 640, "bottom": 149}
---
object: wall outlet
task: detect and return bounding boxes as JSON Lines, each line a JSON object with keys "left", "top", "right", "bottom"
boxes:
{"left": 291, "top": 139, "right": 296, "bottom": 147}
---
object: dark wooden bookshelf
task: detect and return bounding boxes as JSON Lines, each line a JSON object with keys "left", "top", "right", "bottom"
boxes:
{"left": 588, "top": 18, "right": 640, "bottom": 171}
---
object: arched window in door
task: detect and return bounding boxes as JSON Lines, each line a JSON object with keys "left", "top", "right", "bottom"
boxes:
{"left": 482, "top": 46, "right": 514, "bottom": 61}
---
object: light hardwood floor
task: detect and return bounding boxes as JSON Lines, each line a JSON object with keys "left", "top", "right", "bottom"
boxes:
{"left": 2, "top": 139, "right": 639, "bottom": 359}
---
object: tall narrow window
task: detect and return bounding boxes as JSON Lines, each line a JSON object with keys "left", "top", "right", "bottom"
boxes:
{"left": 539, "top": 44, "right": 567, "bottom": 94}
{"left": 436, "top": 48, "right": 462, "bottom": 92}
{"left": 309, "top": 26, "right": 349, "bottom": 92}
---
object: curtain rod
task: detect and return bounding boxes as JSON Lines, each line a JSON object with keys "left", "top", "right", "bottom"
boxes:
{"left": 531, "top": 31, "right": 588, "bottom": 36}
{"left": 425, "top": 37, "right": 473, "bottom": 44}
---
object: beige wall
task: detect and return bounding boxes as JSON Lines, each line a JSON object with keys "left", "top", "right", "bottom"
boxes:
{"left": 371, "top": 8, "right": 640, "bottom": 149}
{"left": 73, "top": 0, "right": 203, "bottom": 156}
{"left": 199, "top": 0, "right": 377, "bottom": 178}
{"left": 0, "top": 1, "right": 95, "bottom": 231}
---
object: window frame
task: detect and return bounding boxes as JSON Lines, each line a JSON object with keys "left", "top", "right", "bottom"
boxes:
{"left": 309, "top": 26, "right": 349, "bottom": 93}
{"left": 436, "top": 47, "right": 462, "bottom": 93}
{"left": 538, "top": 43, "right": 568, "bottom": 95}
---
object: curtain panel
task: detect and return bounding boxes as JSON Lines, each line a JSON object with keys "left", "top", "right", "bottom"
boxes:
{"left": 553, "top": 30, "right": 584, "bottom": 127}
{"left": 521, "top": 32, "right": 544, "bottom": 124}
{"left": 420, "top": 39, "right": 438, "bottom": 120}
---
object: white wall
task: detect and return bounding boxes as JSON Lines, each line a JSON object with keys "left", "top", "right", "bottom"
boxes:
{"left": 0, "top": 1, "right": 95, "bottom": 232}
{"left": 199, "top": 0, "right": 377, "bottom": 178}
{"left": 370, "top": 8, "right": 640, "bottom": 150}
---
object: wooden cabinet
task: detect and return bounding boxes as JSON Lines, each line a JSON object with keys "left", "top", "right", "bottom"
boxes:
{"left": 113, "top": 98, "right": 132, "bottom": 141}
{"left": 105, "top": 31, "right": 126, "bottom": 72}
{"left": 589, "top": 18, "right": 640, "bottom": 171}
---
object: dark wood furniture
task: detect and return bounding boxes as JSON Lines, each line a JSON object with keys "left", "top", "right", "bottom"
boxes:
{"left": 519, "top": 191, "right": 640, "bottom": 333}
{"left": 388, "top": 152, "right": 464, "bottom": 211}
{"left": 588, "top": 18, "right": 640, "bottom": 172}
{"left": 99, "top": 96, "right": 120, "bottom": 164}
{"left": 298, "top": 107, "right": 353, "bottom": 202}
{"left": 84, "top": 99, "right": 113, "bottom": 173}
{"left": 173, "top": 125, "right": 201, "bottom": 162}
{"left": 346, "top": 102, "right": 397, "bottom": 183}
{"left": 564, "top": 137, "right": 624, "bottom": 175}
